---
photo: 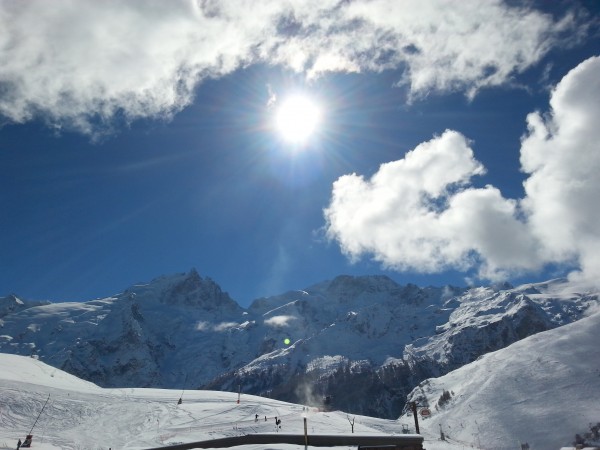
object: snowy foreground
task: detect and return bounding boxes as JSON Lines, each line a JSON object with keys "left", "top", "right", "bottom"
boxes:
{"left": 2, "top": 310, "right": 600, "bottom": 450}
{"left": 0, "top": 353, "right": 455, "bottom": 450}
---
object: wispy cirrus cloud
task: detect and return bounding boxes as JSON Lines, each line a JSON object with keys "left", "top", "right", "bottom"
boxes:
{"left": 0, "top": 0, "right": 586, "bottom": 135}
{"left": 324, "top": 56, "right": 600, "bottom": 287}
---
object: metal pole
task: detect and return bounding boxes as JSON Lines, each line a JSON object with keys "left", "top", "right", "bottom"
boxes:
{"left": 304, "top": 417, "right": 308, "bottom": 450}
{"left": 29, "top": 394, "right": 50, "bottom": 435}
{"left": 179, "top": 373, "right": 188, "bottom": 404}
{"left": 410, "top": 402, "right": 420, "bottom": 434}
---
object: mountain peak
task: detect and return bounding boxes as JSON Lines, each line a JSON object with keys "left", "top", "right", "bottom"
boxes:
{"left": 120, "top": 269, "right": 240, "bottom": 312}
{"left": 0, "top": 294, "right": 50, "bottom": 318}
{"left": 158, "top": 269, "right": 239, "bottom": 311}
{"left": 0, "top": 294, "right": 24, "bottom": 319}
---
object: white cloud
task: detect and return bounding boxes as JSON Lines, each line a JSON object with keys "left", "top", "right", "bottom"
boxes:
{"left": 264, "top": 315, "right": 297, "bottom": 327}
{"left": 324, "top": 130, "right": 544, "bottom": 280}
{"left": 520, "top": 56, "right": 600, "bottom": 285}
{"left": 340, "top": 0, "right": 582, "bottom": 99}
{"left": 213, "top": 322, "right": 239, "bottom": 331}
{"left": 325, "top": 57, "right": 600, "bottom": 285}
{"left": 197, "top": 320, "right": 239, "bottom": 331}
{"left": 0, "top": 0, "right": 583, "bottom": 134}
{"left": 196, "top": 321, "right": 210, "bottom": 331}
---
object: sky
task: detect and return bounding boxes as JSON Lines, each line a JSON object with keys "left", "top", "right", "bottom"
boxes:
{"left": 1, "top": 0, "right": 599, "bottom": 307}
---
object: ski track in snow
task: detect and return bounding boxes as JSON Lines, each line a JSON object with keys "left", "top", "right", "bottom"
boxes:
{"left": 0, "top": 354, "right": 463, "bottom": 450}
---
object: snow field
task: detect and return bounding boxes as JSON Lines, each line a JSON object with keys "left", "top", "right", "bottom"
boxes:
{"left": 1, "top": 354, "right": 459, "bottom": 450}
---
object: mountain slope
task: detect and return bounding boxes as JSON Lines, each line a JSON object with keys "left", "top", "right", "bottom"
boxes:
{"left": 208, "top": 277, "right": 598, "bottom": 417}
{"left": 0, "top": 270, "right": 247, "bottom": 388}
{"left": 0, "top": 294, "right": 49, "bottom": 318}
{"left": 0, "top": 270, "right": 598, "bottom": 419}
{"left": 404, "top": 308, "right": 600, "bottom": 449}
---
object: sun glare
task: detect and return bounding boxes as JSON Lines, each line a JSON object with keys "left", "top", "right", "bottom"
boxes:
{"left": 274, "top": 94, "right": 321, "bottom": 144}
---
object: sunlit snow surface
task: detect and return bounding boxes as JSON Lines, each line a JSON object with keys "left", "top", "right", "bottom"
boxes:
{"left": 407, "top": 309, "right": 600, "bottom": 450}
{"left": 2, "top": 310, "right": 599, "bottom": 450}
{"left": 0, "top": 352, "right": 452, "bottom": 450}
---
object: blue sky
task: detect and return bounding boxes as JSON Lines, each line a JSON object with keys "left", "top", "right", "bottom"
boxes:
{"left": 1, "top": 1, "right": 599, "bottom": 306}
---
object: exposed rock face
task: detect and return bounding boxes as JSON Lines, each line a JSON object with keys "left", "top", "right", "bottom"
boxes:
{"left": 0, "top": 270, "right": 597, "bottom": 418}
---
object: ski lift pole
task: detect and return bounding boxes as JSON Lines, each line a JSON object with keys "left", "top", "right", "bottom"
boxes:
{"left": 303, "top": 416, "right": 308, "bottom": 450}
{"left": 29, "top": 394, "right": 50, "bottom": 435}
{"left": 410, "top": 402, "right": 420, "bottom": 434}
{"left": 178, "top": 374, "right": 188, "bottom": 405}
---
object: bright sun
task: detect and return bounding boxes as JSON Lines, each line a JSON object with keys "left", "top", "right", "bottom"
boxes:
{"left": 274, "top": 94, "right": 321, "bottom": 144}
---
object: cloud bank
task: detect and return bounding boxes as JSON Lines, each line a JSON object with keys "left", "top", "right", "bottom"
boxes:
{"left": 0, "top": 0, "right": 583, "bottom": 134}
{"left": 324, "top": 56, "right": 600, "bottom": 286}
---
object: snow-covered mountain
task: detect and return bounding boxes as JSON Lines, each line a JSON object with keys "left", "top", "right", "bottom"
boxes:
{"left": 2, "top": 314, "right": 599, "bottom": 450}
{"left": 404, "top": 308, "right": 600, "bottom": 450}
{"left": 0, "top": 269, "right": 597, "bottom": 420}
{"left": 0, "top": 270, "right": 245, "bottom": 389}
{"left": 206, "top": 275, "right": 598, "bottom": 418}
{"left": 0, "top": 294, "right": 49, "bottom": 318}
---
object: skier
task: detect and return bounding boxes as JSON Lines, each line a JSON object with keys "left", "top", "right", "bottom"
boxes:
{"left": 255, "top": 414, "right": 258, "bottom": 422}
{"left": 16, "top": 438, "right": 21, "bottom": 450}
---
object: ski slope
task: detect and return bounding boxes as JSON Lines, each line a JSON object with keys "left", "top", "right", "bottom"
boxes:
{"left": 5, "top": 316, "right": 598, "bottom": 450}
{"left": 0, "top": 353, "right": 460, "bottom": 450}
{"left": 407, "top": 310, "right": 600, "bottom": 450}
